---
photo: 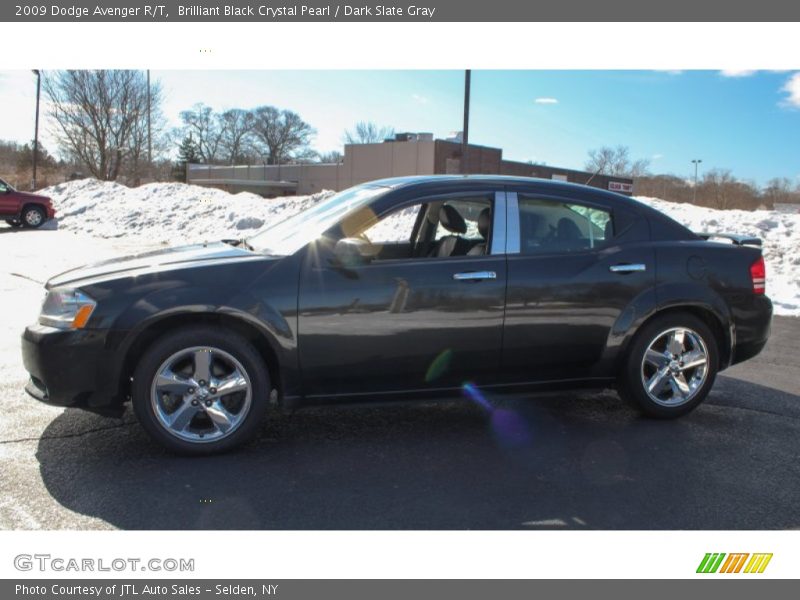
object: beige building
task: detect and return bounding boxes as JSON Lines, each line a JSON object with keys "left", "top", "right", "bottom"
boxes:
{"left": 187, "top": 134, "right": 634, "bottom": 197}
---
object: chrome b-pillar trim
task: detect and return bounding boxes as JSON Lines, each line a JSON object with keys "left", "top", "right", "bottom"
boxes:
{"left": 490, "top": 190, "right": 508, "bottom": 256}
{"left": 505, "top": 191, "right": 520, "bottom": 255}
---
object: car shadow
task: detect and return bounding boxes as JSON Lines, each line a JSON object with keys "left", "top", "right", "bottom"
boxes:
{"left": 0, "top": 220, "right": 58, "bottom": 234}
{"left": 35, "top": 378, "right": 800, "bottom": 530}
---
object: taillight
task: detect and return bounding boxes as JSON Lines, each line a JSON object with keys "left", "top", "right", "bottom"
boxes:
{"left": 750, "top": 256, "right": 766, "bottom": 295}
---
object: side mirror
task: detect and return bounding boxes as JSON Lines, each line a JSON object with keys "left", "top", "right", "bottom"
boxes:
{"left": 333, "top": 237, "right": 378, "bottom": 267}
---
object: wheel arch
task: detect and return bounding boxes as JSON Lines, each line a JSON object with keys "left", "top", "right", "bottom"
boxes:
{"left": 117, "top": 312, "right": 285, "bottom": 406}
{"left": 619, "top": 303, "right": 732, "bottom": 372}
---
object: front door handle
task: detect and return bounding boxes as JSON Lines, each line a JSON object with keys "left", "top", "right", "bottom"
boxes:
{"left": 609, "top": 263, "right": 646, "bottom": 273}
{"left": 453, "top": 271, "right": 497, "bottom": 281}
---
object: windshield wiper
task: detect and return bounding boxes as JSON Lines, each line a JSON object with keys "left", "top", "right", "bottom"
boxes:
{"left": 221, "top": 238, "right": 255, "bottom": 251}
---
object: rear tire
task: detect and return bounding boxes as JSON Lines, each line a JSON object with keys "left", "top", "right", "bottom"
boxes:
{"left": 618, "top": 312, "right": 718, "bottom": 418}
{"left": 4, "top": 220, "right": 22, "bottom": 228}
{"left": 132, "top": 326, "right": 270, "bottom": 455}
{"left": 22, "top": 205, "right": 45, "bottom": 228}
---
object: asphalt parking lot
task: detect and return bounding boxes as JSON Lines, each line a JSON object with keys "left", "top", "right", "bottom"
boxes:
{"left": 1, "top": 229, "right": 799, "bottom": 530}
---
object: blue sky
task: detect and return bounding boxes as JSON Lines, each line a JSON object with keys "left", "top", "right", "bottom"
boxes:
{"left": 1, "top": 70, "right": 798, "bottom": 186}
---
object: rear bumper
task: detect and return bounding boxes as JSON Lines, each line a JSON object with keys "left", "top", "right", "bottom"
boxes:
{"left": 730, "top": 295, "right": 773, "bottom": 366}
{"left": 21, "top": 324, "right": 124, "bottom": 416}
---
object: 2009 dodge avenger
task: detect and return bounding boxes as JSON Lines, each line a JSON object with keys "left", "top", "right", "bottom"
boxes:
{"left": 22, "top": 176, "right": 772, "bottom": 454}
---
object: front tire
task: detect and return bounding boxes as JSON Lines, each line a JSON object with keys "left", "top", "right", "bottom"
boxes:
{"left": 618, "top": 312, "right": 718, "bottom": 418}
{"left": 132, "top": 326, "right": 270, "bottom": 455}
{"left": 22, "top": 205, "right": 46, "bottom": 228}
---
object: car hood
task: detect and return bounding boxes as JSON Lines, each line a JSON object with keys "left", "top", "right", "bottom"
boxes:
{"left": 46, "top": 241, "right": 266, "bottom": 289}
{"left": 14, "top": 190, "right": 52, "bottom": 202}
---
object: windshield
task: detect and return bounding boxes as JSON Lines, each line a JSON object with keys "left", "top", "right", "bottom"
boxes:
{"left": 247, "top": 184, "right": 389, "bottom": 255}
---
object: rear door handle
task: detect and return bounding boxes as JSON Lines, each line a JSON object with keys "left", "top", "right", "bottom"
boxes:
{"left": 609, "top": 263, "right": 646, "bottom": 273}
{"left": 453, "top": 271, "right": 497, "bottom": 281}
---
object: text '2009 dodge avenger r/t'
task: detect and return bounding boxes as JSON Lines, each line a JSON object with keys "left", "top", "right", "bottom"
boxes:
{"left": 21, "top": 176, "right": 772, "bottom": 454}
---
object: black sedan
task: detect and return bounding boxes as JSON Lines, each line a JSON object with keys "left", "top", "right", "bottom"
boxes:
{"left": 22, "top": 176, "right": 773, "bottom": 454}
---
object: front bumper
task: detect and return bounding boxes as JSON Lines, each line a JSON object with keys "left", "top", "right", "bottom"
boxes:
{"left": 21, "top": 324, "right": 124, "bottom": 416}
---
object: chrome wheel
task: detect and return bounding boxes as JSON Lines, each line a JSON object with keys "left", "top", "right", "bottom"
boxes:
{"left": 640, "top": 327, "right": 709, "bottom": 407}
{"left": 150, "top": 346, "right": 252, "bottom": 443}
{"left": 24, "top": 209, "right": 43, "bottom": 226}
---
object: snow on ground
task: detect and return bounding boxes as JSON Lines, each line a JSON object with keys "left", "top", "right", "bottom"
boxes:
{"left": 635, "top": 197, "right": 800, "bottom": 316}
{"left": 40, "top": 178, "right": 331, "bottom": 243}
{"left": 32, "top": 179, "right": 800, "bottom": 316}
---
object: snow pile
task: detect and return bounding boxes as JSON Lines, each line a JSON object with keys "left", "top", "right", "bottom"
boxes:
{"left": 37, "top": 179, "right": 798, "bottom": 315}
{"left": 636, "top": 197, "right": 800, "bottom": 316}
{"left": 41, "top": 178, "right": 332, "bottom": 243}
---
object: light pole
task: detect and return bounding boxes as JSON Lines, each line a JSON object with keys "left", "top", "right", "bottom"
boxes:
{"left": 146, "top": 69, "right": 152, "bottom": 167}
{"left": 691, "top": 159, "right": 702, "bottom": 204}
{"left": 32, "top": 70, "right": 41, "bottom": 190}
{"left": 461, "top": 69, "right": 471, "bottom": 174}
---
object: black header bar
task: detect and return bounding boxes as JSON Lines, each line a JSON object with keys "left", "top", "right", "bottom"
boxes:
{"left": 5, "top": 1, "right": 800, "bottom": 22}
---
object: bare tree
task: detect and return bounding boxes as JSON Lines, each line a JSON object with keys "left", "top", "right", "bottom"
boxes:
{"left": 251, "top": 106, "right": 315, "bottom": 165}
{"left": 125, "top": 97, "right": 171, "bottom": 184}
{"left": 44, "top": 70, "right": 163, "bottom": 181}
{"left": 698, "top": 169, "right": 761, "bottom": 210}
{"left": 218, "top": 108, "right": 255, "bottom": 164}
{"left": 343, "top": 121, "right": 394, "bottom": 144}
{"left": 636, "top": 170, "right": 775, "bottom": 211}
{"left": 179, "top": 103, "right": 225, "bottom": 164}
{"left": 318, "top": 150, "right": 344, "bottom": 163}
{"left": 763, "top": 177, "right": 800, "bottom": 206}
{"left": 585, "top": 145, "right": 650, "bottom": 178}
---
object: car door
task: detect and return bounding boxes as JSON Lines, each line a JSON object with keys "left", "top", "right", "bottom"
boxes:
{"left": 297, "top": 190, "right": 508, "bottom": 398}
{"left": 500, "top": 189, "right": 655, "bottom": 383}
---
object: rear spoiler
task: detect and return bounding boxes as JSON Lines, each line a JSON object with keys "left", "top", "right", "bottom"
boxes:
{"left": 696, "top": 232, "right": 762, "bottom": 247}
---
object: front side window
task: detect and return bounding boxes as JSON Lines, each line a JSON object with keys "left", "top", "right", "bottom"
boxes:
{"left": 360, "top": 205, "right": 422, "bottom": 245}
{"left": 247, "top": 183, "right": 388, "bottom": 255}
{"left": 432, "top": 198, "right": 491, "bottom": 245}
{"left": 344, "top": 194, "right": 494, "bottom": 261}
{"left": 0, "top": 178, "right": 9, "bottom": 193}
{"left": 518, "top": 196, "right": 613, "bottom": 254}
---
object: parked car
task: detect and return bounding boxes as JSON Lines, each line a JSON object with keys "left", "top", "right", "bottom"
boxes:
{"left": 21, "top": 176, "right": 772, "bottom": 454}
{"left": 0, "top": 177, "right": 56, "bottom": 228}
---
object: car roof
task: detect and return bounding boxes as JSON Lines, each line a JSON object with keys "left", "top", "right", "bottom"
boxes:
{"left": 366, "top": 174, "right": 640, "bottom": 208}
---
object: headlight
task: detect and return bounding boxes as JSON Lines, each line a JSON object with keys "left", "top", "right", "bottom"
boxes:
{"left": 39, "top": 289, "right": 97, "bottom": 329}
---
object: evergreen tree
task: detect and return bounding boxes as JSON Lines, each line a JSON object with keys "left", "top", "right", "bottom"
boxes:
{"left": 16, "top": 140, "right": 56, "bottom": 171}
{"left": 173, "top": 135, "right": 201, "bottom": 181}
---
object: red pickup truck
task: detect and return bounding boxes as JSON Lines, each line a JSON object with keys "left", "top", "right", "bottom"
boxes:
{"left": 0, "top": 177, "right": 56, "bottom": 228}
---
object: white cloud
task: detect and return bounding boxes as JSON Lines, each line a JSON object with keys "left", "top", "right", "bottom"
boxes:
{"left": 781, "top": 73, "right": 800, "bottom": 108}
{"left": 720, "top": 69, "right": 757, "bottom": 77}
{"left": 534, "top": 97, "right": 558, "bottom": 105}
{"left": 411, "top": 93, "right": 428, "bottom": 104}
{"left": 652, "top": 153, "right": 664, "bottom": 160}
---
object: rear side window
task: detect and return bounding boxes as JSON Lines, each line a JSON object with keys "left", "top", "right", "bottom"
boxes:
{"left": 518, "top": 196, "right": 613, "bottom": 254}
